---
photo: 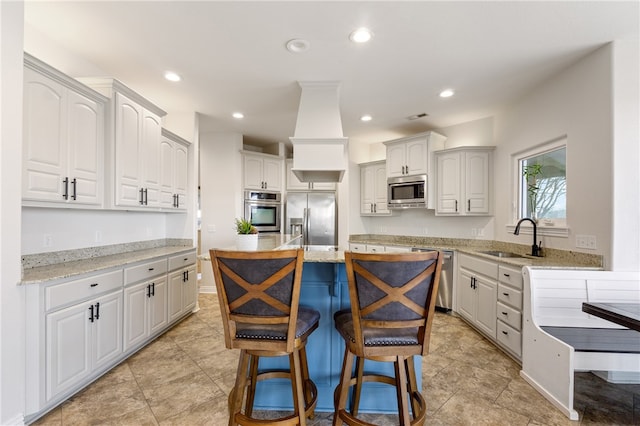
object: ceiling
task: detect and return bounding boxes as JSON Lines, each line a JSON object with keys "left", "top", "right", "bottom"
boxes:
{"left": 23, "top": 1, "right": 639, "bottom": 148}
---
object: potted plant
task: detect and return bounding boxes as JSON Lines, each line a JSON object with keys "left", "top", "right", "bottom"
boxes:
{"left": 235, "top": 218, "right": 259, "bottom": 250}
{"left": 522, "top": 164, "right": 543, "bottom": 221}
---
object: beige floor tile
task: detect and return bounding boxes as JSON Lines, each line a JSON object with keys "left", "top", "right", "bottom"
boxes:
{"left": 433, "top": 390, "right": 530, "bottom": 425}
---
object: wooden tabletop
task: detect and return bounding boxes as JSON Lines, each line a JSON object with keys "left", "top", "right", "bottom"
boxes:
{"left": 582, "top": 302, "right": 640, "bottom": 332}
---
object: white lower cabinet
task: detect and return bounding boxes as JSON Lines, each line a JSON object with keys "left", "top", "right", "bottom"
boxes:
{"left": 26, "top": 248, "right": 197, "bottom": 423}
{"left": 456, "top": 253, "right": 524, "bottom": 361}
{"left": 45, "top": 288, "right": 122, "bottom": 401}
{"left": 123, "top": 275, "right": 168, "bottom": 352}
{"left": 457, "top": 254, "right": 497, "bottom": 339}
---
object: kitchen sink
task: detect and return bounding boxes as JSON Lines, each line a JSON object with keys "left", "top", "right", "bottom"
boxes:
{"left": 478, "top": 250, "right": 524, "bottom": 258}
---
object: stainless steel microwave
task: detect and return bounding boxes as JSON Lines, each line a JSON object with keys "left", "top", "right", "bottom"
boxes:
{"left": 387, "top": 175, "right": 427, "bottom": 209}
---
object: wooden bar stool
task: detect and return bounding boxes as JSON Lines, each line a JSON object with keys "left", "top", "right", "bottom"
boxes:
{"left": 210, "top": 248, "right": 319, "bottom": 426}
{"left": 333, "top": 251, "right": 443, "bottom": 426}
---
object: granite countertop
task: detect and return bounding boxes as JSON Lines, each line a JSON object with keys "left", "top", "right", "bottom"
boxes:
{"left": 22, "top": 244, "right": 196, "bottom": 285}
{"left": 349, "top": 235, "right": 603, "bottom": 269}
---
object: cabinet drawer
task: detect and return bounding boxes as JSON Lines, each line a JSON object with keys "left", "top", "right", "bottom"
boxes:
{"left": 497, "top": 321, "right": 522, "bottom": 357}
{"left": 497, "top": 284, "right": 522, "bottom": 310}
{"left": 497, "top": 302, "right": 522, "bottom": 330}
{"left": 498, "top": 265, "right": 523, "bottom": 290}
{"left": 349, "top": 243, "right": 366, "bottom": 252}
{"left": 459, "top": 254, "right": 498, "bottom": 279}
{"left": 168, "top": 251, "right": 196, "bottom": 271}
{"left": 124, "top": 258, "right": 167, "bottom": 285}
{"left": 46, "top": 269, "right": 122, "bottom": 311}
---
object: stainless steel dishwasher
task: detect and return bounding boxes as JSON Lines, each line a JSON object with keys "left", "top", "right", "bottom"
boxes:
{"left": 412, "top": 248, "right": 453, "bottom": 312}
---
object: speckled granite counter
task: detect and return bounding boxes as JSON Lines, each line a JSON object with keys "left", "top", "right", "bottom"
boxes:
{"left": 349, "top": 234, "right": 603, "bottom": 268}
{"left": 22, "top": 239, "right": 195, "bottom": 285}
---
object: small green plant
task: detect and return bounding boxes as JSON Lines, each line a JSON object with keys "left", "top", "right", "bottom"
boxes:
{"left": 522, "top": 164, "right": 543, "bottom": 218}
{"left": 235, "top": 218, "right": 258, "bottom": 234}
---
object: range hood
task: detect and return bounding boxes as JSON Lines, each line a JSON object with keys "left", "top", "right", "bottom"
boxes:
{"left": 290, "top": 81, "right": 348, "bottom": 183}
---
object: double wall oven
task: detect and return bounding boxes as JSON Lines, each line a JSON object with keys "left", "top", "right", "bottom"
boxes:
{"left": 244, "top": 190, "right": 281, "bottom": 233}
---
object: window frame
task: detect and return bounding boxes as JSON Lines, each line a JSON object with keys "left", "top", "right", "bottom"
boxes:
{"left": 508, "top": 136, "right": 569, "bottom": 237}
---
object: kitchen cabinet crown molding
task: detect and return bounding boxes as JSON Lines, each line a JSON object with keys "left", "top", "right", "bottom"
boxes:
{"left": 24, "top": 53, "right": 109, "bottom": 105}
{"left": 76, "top": 77, "right": 167, "bottom": 118}
{"left": 161, "top": 128, "right": 191, "bottom": 146}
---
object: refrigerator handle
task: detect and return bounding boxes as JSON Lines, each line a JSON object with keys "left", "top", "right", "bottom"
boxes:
{"left": 303, "top": 208, "right": 309, "bottom": 245}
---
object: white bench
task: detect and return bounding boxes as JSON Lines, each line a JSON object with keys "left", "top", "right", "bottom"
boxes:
{"left": 520, "top": 267, "right": 640, "bottom": 420}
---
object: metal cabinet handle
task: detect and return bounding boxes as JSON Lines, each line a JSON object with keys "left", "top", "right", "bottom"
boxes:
{"left": 63, "top": 177, "right": 69, "bottom": 200}
{"left": 94, "top": 302, "right": 100, "bottom": 320}
{"left": 71, "top": 178, "right": 77, "bottom": 200}
{"left": 503, "top": 273, "right": 510, "bottom": 277}
{"left": 502, "top": 330, "right": 508, "bottom": 335}
{"left": 90, "top": 283, "right": 99, "bottom": 287}
{"left": 455, "top": 200, "right": 458, "bottom": 212}
{"left": 89, "top": 305, "right": 94, "bottom": 322}
{"left": 502, "top": 311, "right": 508, "bottom": 315}
{"left": 139, "top": 188, "right": 145, "bottom": 205}
{"left": 147, "top": 284, "right": 151, "bottom": 297}
{"left": 151, "top": 282, "right": 155, "bottom": 296}
{"left": 467, "top": 199, "right": 470, "bottom": 212}
{"left": 503, "top": 292, "right": 510, "bottom": 296}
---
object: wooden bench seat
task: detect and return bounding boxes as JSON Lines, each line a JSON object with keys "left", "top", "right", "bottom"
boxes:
{"left": 520, "top": 267, "right": 640, "bottom": 420}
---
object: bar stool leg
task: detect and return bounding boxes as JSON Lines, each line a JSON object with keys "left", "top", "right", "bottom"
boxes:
{"left": 406, "top": 356, "right": 420, "bottom": 417}
{"left": 333, "top": 348, "right": 355, "bottom": 426}
{"left": 245, "top": 354, "right": 259, "bottom": 418}
{"left": 350, "top": 356, "right": 365, "bottom": 416}
{"left": 229, "top": 350, "right": 250, "bottom": 426}
{"left": 291, "top": 349, "right": 307, "bottom": 426}
{"left": 394, "top": 356, "right": 411, "bottom": 426}
{"left": 299, "top": 346, "right": 315, "bottom": 419}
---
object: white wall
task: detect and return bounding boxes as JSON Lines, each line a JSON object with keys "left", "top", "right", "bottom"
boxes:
{"left": 1, "top": 2, "right": 26, "bottom": 423}
{"left": 494, "top": 43, "right": 618, "bottom": 266}
{"left": 611, "top": 40, "right": 640, "bottom": 270}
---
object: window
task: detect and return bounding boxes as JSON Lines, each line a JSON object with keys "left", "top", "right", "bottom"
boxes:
{"left": 514, "top": 138, "right": 567, "bottom": 230}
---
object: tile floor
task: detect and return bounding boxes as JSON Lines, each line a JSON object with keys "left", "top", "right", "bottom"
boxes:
{"left": 34, "top": 293, "right": 639, "bottom": 425}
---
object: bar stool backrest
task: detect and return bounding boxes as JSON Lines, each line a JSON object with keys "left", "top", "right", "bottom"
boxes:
{"left": 210, "top": 248, "right": 305, "bottom": 353}
{"left": 344, "top": 250, "right": 443, "bottom": 357}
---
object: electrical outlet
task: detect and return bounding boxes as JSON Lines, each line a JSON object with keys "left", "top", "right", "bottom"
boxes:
{"left": 95, "top": 231, "right": 102, "bottom": 243}
{"left": 423, "top": 228, "right": 429, "bottom": 235}
{"left": 471, "top": 228, "right": 477, "bottom": 237}
{"left": 477, "top": 228, "right": 485, "bottom": 237}
{"left": 380, "top": 226, "right": 387, "bottom": 234}
{"left": 43, "top": 234, "right": 52, "bottom": 248}
{"left": 576, "top": 234, "right": 597, "bottom": 250}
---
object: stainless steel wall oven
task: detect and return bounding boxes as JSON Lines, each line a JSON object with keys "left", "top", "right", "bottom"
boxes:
{"left": 244, "top": 191, "right": 281, "bottom": 233}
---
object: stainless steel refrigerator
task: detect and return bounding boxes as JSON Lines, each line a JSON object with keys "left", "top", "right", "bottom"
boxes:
{"left": 285, "top": 192, "right": 337, "bottom": 246}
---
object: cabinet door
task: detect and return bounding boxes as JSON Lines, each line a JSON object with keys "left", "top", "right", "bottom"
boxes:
{"left": 243, "top": 155, "right": 264, "bottom": 190}
{"left": 263, "top": 158, "right": 282, "bottom": 191}
{"left": 465, "top": 151, "right": 490, "bottom": 214}
{"left": 168, "top": 270, "right": 184, "bottom": 323}
{"left": 92, "top": 291, "right": 123, "bottom": 369}
{"left": 149, "top": 276, "right": 169, "bottom": 335}
{"left": 386, "top": 144, "right": 406, "bottom": 177}
{"left": 173, "top": 142, "right": 189, "bottom": 209}
{"left": 115, "top": 92, "right": 143, "bottom": 207}
{"left": 182, "top": 266, "right": 197, "bottom": 313}
{"left": 46, "top": 301, "right": 92, "bottom": 400}
{"left": 123, "top": 281, "right": 149, "bottom": 351}
{"left": 158, "top": 137, "right": 175, "bottom": 209}
{"left": 475, "top": 275, "right": 497, "bottom": 339}
{"left": 436, "top": 152, "right": 461, "bottom": 214}
{"left": 360, "top": 165, "right": 375, "bottom": 214}
{"left": 405, "top": 138, "right": 428, "bottom": 175}
{"left": 23, "top": 67, "right": 67, "bottom": 202}
{"left": 67, "top": 90, "right": 104, "bottom": 206}
{"left": 140, "top": 110, "right": 162, "bottom": 206}
{"left": 456, "top": 269, "right": 475, "bottom": 322}
{"left": 373, "top": 164, "right": 389, "bottom": 214}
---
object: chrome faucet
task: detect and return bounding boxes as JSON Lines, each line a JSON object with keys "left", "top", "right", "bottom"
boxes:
{"left": 514, "top": 217, "right": 542, "bottom": 257}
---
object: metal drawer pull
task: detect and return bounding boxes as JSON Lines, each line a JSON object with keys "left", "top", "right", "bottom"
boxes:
{"left": 148, "top": 268, "right": 154, "bottom": 271}
{"left": 90, "top": 283, "right": 99, "bottom": 287}
{"left": 503, "top": 273, "right": 510, "bottom": 277}
{"left": 503, "top": 292, "right": 510, "bottom": 296}
{"left": 502, "top": 312, "right": 508, "bottom": 315}
{"left": 502, "top": 330, "right": 508, "bottom": 335}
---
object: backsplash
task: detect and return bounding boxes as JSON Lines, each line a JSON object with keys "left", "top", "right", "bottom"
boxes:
{"left": 22, "top": 238, "right": 193, "bottom": 270}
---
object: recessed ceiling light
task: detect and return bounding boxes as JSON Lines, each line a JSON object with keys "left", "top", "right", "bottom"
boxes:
{"left": 232, "top": 112, "right": 244, "bottom": 119}
{"left": 286, "top": 39, "right": 310, "bottom": 53}
{"left": 439, "top": 89, "right": 455, "bottom": 98}
{"left": 164, "top": 71, "right": 181, "bottom": 82}
{"left": 360, "top": 114, "right": 372, "bottom": 122}
{"left": 349, "top": 28, "right": 373, "bottom": 43}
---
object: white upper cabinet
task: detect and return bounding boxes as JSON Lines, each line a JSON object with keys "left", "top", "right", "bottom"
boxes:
{"left": 360, "top": 160, "right": 390, "bottom": 216}
{"left": 384, "top": 132, "right": 446, "bottom": 178}
{"left": 159, "top": 129, "right": 190, "bottom": 210}
{"left": 243, "top": 152, "right": 283, "bottom": 192}
{"left": 435, "top": 147, "right": 493, "bottom": 216}
{"left": 78, "top": 77, "right": 167, "bottom": 210}
{"left": 285, "top": 159, "right": 335, "bottom": 191}
{"left": 23, "top": 55, "right": 107, "bottom": 207}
